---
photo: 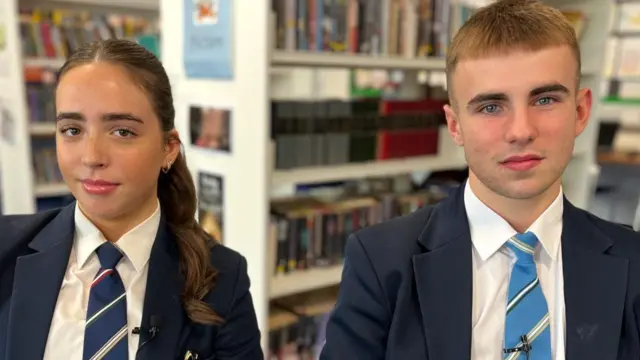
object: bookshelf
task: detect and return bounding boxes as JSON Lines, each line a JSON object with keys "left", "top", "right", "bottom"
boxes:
{"left": 0, "top": 0, "right": 612, "bottom": 356}
{"left": 270, "top": 126, "right": 467, "bottom": 187}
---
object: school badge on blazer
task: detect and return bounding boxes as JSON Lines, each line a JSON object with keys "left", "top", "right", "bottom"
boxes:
{"left": 184, "top": 350, "right": 199, "bottom": 360}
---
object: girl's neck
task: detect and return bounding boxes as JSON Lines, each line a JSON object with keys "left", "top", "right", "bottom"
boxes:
{"left": 79, "top": 196, "right": 159, "bottom": 242}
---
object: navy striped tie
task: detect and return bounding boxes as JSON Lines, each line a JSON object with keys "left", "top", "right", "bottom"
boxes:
{"left": 83, "top": 242, "right": 128, "bottom": 360}
{"left": 503, "top": 232, "right": 551, "bottom": 359}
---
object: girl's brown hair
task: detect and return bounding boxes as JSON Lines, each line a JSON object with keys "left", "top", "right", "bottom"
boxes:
{"left": 57, "top": 39, "right": 223, "bottom": 325}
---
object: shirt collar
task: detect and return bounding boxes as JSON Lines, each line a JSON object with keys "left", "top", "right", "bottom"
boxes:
{"left": 74, "top": 199, "right": 161, "bottom": 272}
{"left": 464, "top": 181, "right": 563, "bottom": 262}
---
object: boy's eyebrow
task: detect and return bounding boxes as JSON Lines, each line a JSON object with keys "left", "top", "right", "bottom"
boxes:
{"left": 529, "top": 83, "right": 570, "bottom": 97}
{"left": 466, "top": 92, "right": 508, "bottom": 109}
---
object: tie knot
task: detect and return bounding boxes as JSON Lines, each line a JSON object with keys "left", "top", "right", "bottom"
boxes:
{"left": 96, "top": 242, "right": 123, "bottom": 270}
{"left": 507, "top": 231, "right": 538, "bottom": 263}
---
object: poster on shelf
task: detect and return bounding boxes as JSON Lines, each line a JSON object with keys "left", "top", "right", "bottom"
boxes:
{"left": 197, "top": 171, "right": 224, "bottom": 244}
{"left": 189, "top": 105, "right": 232, "bottom": 153}
{"left": 183, "top": 0, "right": 233, "bottom": 79}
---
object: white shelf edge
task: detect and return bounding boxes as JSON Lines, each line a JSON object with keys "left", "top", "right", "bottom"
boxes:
{"left": 19, "top": 0, "right": 159, "bottom": 12}
{"left": 271, "top": 51, "right": 446, "bottom": 71}
{"left": 272, "top": 154, "right": 468, "bottom": 187}
{"left": 30, "top": 122, "right": 57, "bottom": 136}
{"left": 23, "top": 58, "right": 66, "bottom": 69}
{"left": 34, "top": 183, "right": 70, "bottom": 197}
{"left": 269, "top": 265, "right": 344, "bottom": 299}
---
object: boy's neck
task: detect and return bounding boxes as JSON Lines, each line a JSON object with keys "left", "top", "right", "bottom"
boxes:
{"left": 468, "top": 174, "right": 561, "bottom": 233}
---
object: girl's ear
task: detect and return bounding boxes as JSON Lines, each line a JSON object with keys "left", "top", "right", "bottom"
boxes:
{"left": 164, "top": 129, "right": 182, "bottom": 165}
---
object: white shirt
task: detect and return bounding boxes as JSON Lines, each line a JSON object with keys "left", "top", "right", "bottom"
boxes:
{"left": 465, "top": 182, "right": 566, "bottom": 360}
{"left": 43, "top": 200, "right": 161, "bottom": 360}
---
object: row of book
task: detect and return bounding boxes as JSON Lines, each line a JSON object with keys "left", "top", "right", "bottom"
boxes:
{"left": 271, "top": 98, "right": 447, "bottom": 169}
{"left": 271, "top": 0, "right": 477, "bottom": 58}
{"left": 19, "top": 7, "right": 159, "bottom": 60}
{"left": 25, "top": 66, "right": 57, "bottom": 125}
{"left": 268, "top": 176, "right": 451, "bottom": 275}
{"left": 32, "top": 139, "right": 63, "bottom": 185}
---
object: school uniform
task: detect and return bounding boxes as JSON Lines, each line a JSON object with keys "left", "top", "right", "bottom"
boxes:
{"left": 0, "top": 200, "right": 263, "bottom": 360}
{"left": 320, "top": 182, "right": 640, "bottom": 360}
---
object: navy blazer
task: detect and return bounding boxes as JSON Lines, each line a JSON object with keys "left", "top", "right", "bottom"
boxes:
{"left": 0, "top": 202, "right": 263, "bottom": 360}
{"left": 320, "top": 184, "right": 640, "bottom": 360}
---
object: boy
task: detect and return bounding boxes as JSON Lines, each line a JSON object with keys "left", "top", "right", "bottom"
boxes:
{"left": 320, "top": 1, "right": 640, "bottom": 359}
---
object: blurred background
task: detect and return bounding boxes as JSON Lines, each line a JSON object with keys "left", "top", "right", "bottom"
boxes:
{"left": 0, "top": 0, "right": 639, "bottom": 358}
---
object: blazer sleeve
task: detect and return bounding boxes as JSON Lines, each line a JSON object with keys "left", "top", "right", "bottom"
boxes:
{"left": 214, "top": 255, "right": 264, "bottom": 359}
{"left": 320, "top": 233, "right": 390, "bottom": 360}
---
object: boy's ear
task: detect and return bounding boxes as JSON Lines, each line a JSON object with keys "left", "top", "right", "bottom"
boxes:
{"left": 444, "top": 104, "right": 463, "bottom": 146}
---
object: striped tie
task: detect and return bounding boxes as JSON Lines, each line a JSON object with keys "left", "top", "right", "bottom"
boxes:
{"left": 83, "top": 242, "right": 128, "bottom": 360}
{"left": 503, "top": 232, "right": 551, "bottom": 360}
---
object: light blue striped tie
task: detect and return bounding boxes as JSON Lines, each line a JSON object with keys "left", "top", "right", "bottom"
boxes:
{"left": 504, "top": 232, "right": 551, "bottom": 360}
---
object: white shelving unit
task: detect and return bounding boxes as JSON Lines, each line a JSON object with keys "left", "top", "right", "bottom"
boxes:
{"left": 270, "top": 264, "right": 344, "bottom": 299}
{"left": 272, "top": 51, "right": 447, "bottom": 70}
{"left": 0, "top": 0, "right": 612, "bottom": 353}
{"left": 19, "top": 0, "right": 158, "bottom": 12}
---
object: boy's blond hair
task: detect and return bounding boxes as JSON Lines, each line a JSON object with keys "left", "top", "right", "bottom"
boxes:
{"left": 446, "top": 0, "right": 581, "bottom": 95}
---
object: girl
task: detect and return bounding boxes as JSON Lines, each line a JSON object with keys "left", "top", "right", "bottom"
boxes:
{"left": 0, "top": 39, "right": 263, "bottom": 360}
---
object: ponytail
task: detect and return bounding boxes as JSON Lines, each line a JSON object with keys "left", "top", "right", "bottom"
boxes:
{"left": 158, "top": 151, "right": 224, "bottom": 325}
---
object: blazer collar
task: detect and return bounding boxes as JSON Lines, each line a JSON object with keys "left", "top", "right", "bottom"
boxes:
{"left": 413, "top": 183, "right": 473, "bottom": 360}
{"left": 27, "top": 202, "right": 76, "bottom": 252}
{"left": 6, "top": 202, "right": 76, "bottom": 360}
{"left": 561, "top": 198, "right": 612, "bottom": 252}
{"left": 561, "top": 199, "right": 628, "bottom": 360}
{"left": 416, "top": 182, "right": 470, "bottom": 251}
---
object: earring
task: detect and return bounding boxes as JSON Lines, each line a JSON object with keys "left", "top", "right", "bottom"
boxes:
{"left": 162, "top": 160, "right": 173, "bottom": 174}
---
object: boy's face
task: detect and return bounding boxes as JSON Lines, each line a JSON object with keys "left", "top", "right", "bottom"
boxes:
{"left": 444, "top": 45, "right": 592, "bottom": 202}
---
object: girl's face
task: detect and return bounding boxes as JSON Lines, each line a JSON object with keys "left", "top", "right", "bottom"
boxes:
{"left": 55, "top": 62, "right": 179, "bottom": 229}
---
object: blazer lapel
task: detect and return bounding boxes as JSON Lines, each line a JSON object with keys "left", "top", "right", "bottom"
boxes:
{"left": 562, "top": 200, "right": 629, "bottom": 360}
{"left": 5, "top": 204, "right": 75, "bottom": 360}
{"left": 136, "top": 217, "right": 187, "bottom": 360}
{"left": 412, "top": 185, "right": 473, "bottom": 360}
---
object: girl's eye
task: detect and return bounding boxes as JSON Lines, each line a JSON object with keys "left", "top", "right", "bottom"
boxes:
{"left": 114, "top": 129, "right": 136, "bottom": 137}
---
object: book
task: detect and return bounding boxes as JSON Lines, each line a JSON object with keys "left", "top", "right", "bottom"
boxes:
{"left": 271, "top": 98, "right": 447, "bottom": 170}
{"left": 268, "top": 175, "right": 455, "bottom": 276}
{"left": 19, "top": 7, "right": 159, "bottom": 61}
{"left": 271, "top": 0, "right": 477, "bottom": 58}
